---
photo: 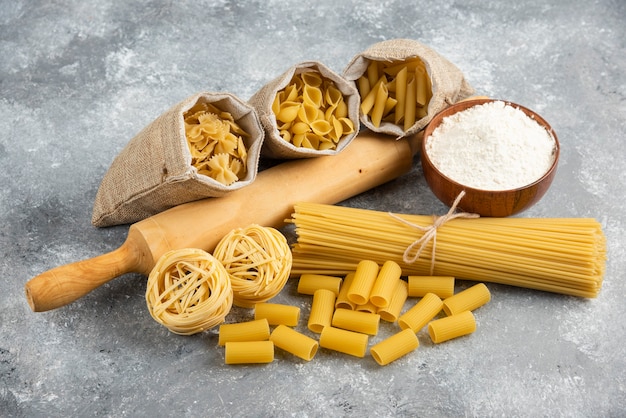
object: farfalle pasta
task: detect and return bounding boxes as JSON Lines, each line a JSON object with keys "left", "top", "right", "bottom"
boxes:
{"left": 249, "top": 61, "right": 360, "bottom": 159}
{"left": 91, "top": 92, "right": 264, "bottom": 227}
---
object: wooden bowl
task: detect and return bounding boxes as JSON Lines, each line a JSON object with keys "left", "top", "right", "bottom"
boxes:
{"left": 421, "top": 98, "right": 560, "bottom": 217}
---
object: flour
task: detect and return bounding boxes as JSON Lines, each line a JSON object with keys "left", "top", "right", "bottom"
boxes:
{"left": 425, "top": 101, "right": 557, "bottom": 191}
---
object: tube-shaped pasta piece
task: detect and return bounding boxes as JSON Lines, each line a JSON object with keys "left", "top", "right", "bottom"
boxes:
{"left": 370, "top": 328, "right": 419, "bottom": 366}
{"left": 357, "top": 76, "right": 371, "bottom": 99}
{"left": 394, "top": 66, "right": 408, "bottom": 124}
{"left": 298, "top": 274, "right": 342, "bottom": 296}
{"left": 428, "top": 310, "right": 476, "bottom": 343}
{"left": 355, "top": 301, "right": 378, "bottom": 314}
{"left": 377, "top": 279, "right": 408, "bottom": 323}
{"left": 360, "top": 77, "right": 385, "bottom": 116}
{"left": 404, "top": 77, "right": 416, "bottom": 131}
{"left": 319, "top": 326, "right": 369, "bottom": 358}
{"left": 254, "top": 303, "right": 300, "bottom": 327}
{"left": 218, "top": 318, "right": 270, "bottom": 346}
{"left": 308, "top": 289, "right": 336, "bottom": 333}
{"left": 408, "top": 276, "right": 455, "bottom": 299}
{"left": 398, "top": 293, "right": 443, "bottom": 333}
{"left": 335, "top": 273, "right": 356, "bottom": 310}
{"left": 347, "top": 260, "right": 379, "bottom": 305}
{"left": 224, "top": 340, "right": 274, "bottom": 364}
{"left": 370, "top": 260, "right": 402, "bottom": 308}
{"left": 332, "top": 308, "right": 380, "bottom": 335}
{"left": 370, "top": 82, "right": 388, "bottom": 128}
{"left": 270, "top": 325, "right": 318, "bottom": 361}
{"left": 366, "top": 60, "right": 379, "bottom": 88}
{"left": 442, "top": 283, "right": 491, "bottom": 316}
{"left": 415, "top": 66, "right": 429, "bottom": 107}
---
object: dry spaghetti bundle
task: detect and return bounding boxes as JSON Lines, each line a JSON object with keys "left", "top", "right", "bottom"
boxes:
{"left": 288, "top": 203, "right": 606, "bottom": 298}
{"left": 146, "top": 248, "right": 233, "bottom": 335}
{"left": 213, "top": 224, "right": 293, "bottom": 308}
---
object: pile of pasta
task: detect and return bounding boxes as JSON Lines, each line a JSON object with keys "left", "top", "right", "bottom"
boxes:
{"left": 145, "top": 224, "right": 292, "bottom": 334}
{"left": 288, "top": 202, "right": 606, "bottom": 298}
{"left": 356, "top": 58, "right": 432, "bottom": 131}
{"left": 272, "top": 71, "right": 356, "bottom": 151}
{"left": 184, "top": 101, "right": 250, "bottom": 186}
{"left": 218, "top": 259, "right": 491, "bottom": 366}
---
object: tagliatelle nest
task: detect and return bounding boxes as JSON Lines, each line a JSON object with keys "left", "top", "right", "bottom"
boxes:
{"left": 213, "top": 224, "right": 293, "bottom": 308}
{"left": 145, "top": 248, "right": 233, "bottom": 335}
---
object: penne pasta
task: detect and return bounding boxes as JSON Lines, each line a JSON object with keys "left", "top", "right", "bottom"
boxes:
{"left": 319, "top": 326, "right": 369, "bottom": 358}
{"left": 218, "top": 318, "right": 270, "bottom": 346}
{"left": 428, "top": 310, "right": 476, "bottom": 343}
{"left": 370, "top": 328, "right": 419, "bottom": 366}
{"left": 224, "top": 340, "right": 274, "bottom": 364}
{"left": 254, "top": 303, "right": 300, "bottom": 327}
{"left": 270, "top": 325, "right": 319, "bottom": 361}
{"left": 308, "top": 289, "right": 336, "bottom": 333}
{"left": 332, "top": 308, "right": 380, "bottom": 335}
{"left": 442, "top": 283, "right": 491, "bottom": 316}
{"left": 398, "top": 293, "right": 443, "bottom": 333}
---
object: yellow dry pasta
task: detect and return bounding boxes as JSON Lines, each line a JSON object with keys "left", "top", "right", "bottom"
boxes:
{"left": 442, "top": 283, "right": 491, "bottom": 316}
{"left": 213, "top": 224, "right": 292, "bottom": 308}
{"left": 347, "top": 260, "right": 379, "bottom": 306}
{"left": 270, "top": 324, "right": 319, "bottom": 361}
{"left": 355, "top": 58, "right": 432, "bottom": 130}
{"left": 308, "top": 289, "right": 336, "bottom": 333}
{"left": 218, "top": 318, "right": 270, "bottom": 346}
{"left": 224, "top": 340, "right": 274, "bottom": 364}
{"left": 183, "top": 101, "right": 250, "bottom": 186}
{"left": 428, "top": 310, "right": 476, "bottom": 343}
{"left": 319, "top": 326, "right": 369, "bottom": 358}
{"left": 370, "top": 328, "right": 420, "bottom": 366}
{"left": 335, "top": 273, "right": 356, "bottom": 310}
{"left": 355, "top": 301, "right": 378, "bottom": 314}
{"left": 254, "top": 303, "right": 300, "bottom": 327}
{"left": 408, "top": 276, "right": 455, "bottom": 298}
{"left": 331, "top": 308, "right": 380, "bottom": 336}
{"left": 145, "top": 248, "right": 233, "bottom": 336}
{"left": 288, "top": 202, "right": 606, "bottom": 298}
{"left": 377, "top": 279, "right": 408, "bottom": 323}
{"left": 273, "top": 71, "right": 355, "bottom": 150}
{"left": 398, "top": 292, "right": 444, "bottom": 333}
{"left": 370, "top": 260, "right": 402, "bottom": 308}
{"left": 297, "top": 274, "right": 342, "bottom": 296}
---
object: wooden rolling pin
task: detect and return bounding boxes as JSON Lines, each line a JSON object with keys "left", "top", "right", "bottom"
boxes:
{"left": 25, "top": 130, "right": 421, "bottom": 312}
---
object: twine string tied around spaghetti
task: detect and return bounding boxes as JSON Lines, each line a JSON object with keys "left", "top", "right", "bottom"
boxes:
{"left": 389, "top": 191, "right": 479, "bottom": 274}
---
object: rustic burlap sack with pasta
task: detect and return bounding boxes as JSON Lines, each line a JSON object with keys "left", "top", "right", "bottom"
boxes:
{"left": 91, "top": 92, "right": 264, "bottom": 227}
{"left": 248, "top": 61, "right": 360, "bottom": 159}
{"left": 343, "top": 38, "right": 475, "bottom": 138}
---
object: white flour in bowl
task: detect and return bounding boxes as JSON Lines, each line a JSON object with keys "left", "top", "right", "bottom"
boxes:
{"left": 425, "top": 100, "right": 557, "bottom": 191}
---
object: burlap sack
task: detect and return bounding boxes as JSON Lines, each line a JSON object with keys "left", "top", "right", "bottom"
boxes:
{"left": 343, "top": 38, "right": 475, "bottom": 138}
{"left": 91, "top": 92, "right": 264, "bottom": 227}
{"left": 248, "top": 61, "right": 360, "bottom": 159}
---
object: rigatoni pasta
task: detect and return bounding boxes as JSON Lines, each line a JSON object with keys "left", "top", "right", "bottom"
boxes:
{"left": 370, "top": 328, "right": 419, "bottom": 366}
{"left": 308, "top": 289, "right": 336, "bottom": 333}
{"left": 377, "top": 279, "right": 408, "bottom": 322}
{"left": 254, "top": 303, "right": 300, "bottom": 327}
{"left": 398, "top": 293, "right": 443, "bottom": 333}
{"left": 332, "top": 308, "right": 380, "bottom": 336}
{"left": 319, "top": 326, "right": 369, "bottom": 358}
{"left": 442, "top": 283, "right": 491, "bottom": 316}
{"left": 224, "top": 341, "right": 274, "bottom": 364}
{"left": 428, "top": 310, "right": 476, "bottom": 343}
{"left": 218, "top": 318, "right": 270, "bottom": 346}
{"left": 347, "top": 260, "right": 379, "bottom": 305}
{"left": 297, "top": 274, "right": 343, "bottom": 296}
{"left": 408, "top": 276, "right": 455, "bottom": 298}
{"left": 270, "top": 325, "right": 319, "bottom": 361}
{"left": 335, "top": 273, "right": 356, "bottom": 310}
{"left": 370, "top": 260, "right": 402, "bottom": 308}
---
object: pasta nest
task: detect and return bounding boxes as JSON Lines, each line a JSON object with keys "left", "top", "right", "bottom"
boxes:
{"left": 183, "top": 102, "right": 249, "bottom": 186}
{"left": 146, "top": 248, "right": 233, "bottom": 335}
{"left": 213, "top": 224, "right": 293, "bottom": 308}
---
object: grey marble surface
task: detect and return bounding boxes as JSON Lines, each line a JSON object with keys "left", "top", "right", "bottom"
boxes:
{"left": 1, "top": 1, "right": 625, "bottom": 417}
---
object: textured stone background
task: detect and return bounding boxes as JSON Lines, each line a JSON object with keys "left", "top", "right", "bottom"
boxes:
{"left": 1, "top": 0, "right": 624, "bottom": 416}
